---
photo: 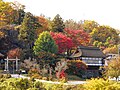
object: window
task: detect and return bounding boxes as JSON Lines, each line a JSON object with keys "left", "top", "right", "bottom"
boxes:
{"left": 89, "top": 58, "right": 92, "bottom": 60}
{"left": 82, "top": 57, "right": 85, "bottom": 59}
{"left": 99, "top": 60, "right": 102, "bottom": 64}
{"left": 95, "top": 58, "right": 99, "bottom": 60}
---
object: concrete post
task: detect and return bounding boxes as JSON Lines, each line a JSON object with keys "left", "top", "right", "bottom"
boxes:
{"left": 4, "top": 61, "right": 7, "bottom": 71}
{"left": 16, "top": 57, "right": 18, "bottom": 71}
{"left": 6, "top": 56, "right": 9, "bottom": 71}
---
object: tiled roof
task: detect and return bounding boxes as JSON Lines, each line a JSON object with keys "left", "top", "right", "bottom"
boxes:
{"left": 71, "top": 46, "right": 106, "bottom": 58}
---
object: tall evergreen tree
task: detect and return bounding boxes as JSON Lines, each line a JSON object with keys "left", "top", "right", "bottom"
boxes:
{"left": 14, "top": 8, "right": 25, "bottom": 25}
{"left": 18, "top": 12, "right": 40, "bottom": 59}
{"left": 52, "top": 14, "right": 65, "bottom": 32}
{"left": 10, "top": 1, "right": 25, "bottom": 25}
{"left": 33, "top": 31, "right": 58, "bottom": 60}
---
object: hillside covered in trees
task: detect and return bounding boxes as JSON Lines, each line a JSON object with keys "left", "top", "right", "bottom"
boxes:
{"left": 0, "top": 0, "right": 120, "bottom": 60}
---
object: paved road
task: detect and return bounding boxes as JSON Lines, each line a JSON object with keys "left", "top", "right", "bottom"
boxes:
{"left": 67, "top": 81, "right": 86, "bottom": 85}
{"left": 11, "top": 74, "right": 86, "bottom": 85}
{"left": 11, "top": 74, "right": 120, "bottom": 85}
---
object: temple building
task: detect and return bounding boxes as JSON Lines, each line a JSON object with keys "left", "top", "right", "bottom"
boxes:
{"left": 70, "top": 46, "right": 106, "bottom": 78}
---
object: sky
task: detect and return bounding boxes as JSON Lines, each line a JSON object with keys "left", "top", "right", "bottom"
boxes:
{"left": 4, "top": 0, "right": 120, "bottom": 30}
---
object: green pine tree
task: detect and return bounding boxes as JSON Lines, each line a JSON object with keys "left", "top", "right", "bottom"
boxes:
{"left": 18, "top": 12, "right": 40, "bottom": 59}
{"left": 52, "top": 14, "right": 65, "bottom": 32}
{"left": 33, "top": 31, "right": 58, "bottom": 60}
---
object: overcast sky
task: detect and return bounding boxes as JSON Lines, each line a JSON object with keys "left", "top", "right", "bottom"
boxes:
{"left": 4, "top": 0, "right": 120, "bottom": 30}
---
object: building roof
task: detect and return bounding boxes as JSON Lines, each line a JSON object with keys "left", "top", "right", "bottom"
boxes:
{"left": 71, "top": 46, "right": 106, "bottom": 58}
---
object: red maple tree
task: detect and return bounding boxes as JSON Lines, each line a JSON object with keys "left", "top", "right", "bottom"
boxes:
{"left": 50, "top": 32, "right": 74, "bottom": 53}
{"left": 64, "top": 28, "right": 90, "bottom": 47}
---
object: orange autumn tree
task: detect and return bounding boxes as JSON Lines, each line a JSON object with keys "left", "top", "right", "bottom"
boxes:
{"left": 7, "top": 48, "right": 21, "bottom": 59}
{"left": 36, "top": 16, "right": 50, "bottom": 36}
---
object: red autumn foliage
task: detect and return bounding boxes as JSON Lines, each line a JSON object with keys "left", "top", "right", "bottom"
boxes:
{"left": 64, "top": 28, "right": 90, "bottom": 47}
{"left": 56, "top": 69, "right": 66, "bottom": 79}
{"left": 7, "top": 48, "right": 21, "bottom": 59}
{"left": 50, "top": 32, "right": 74, "bottom": 53}
{"left": 59, "top": 69, "right": 66, "bottom": 78}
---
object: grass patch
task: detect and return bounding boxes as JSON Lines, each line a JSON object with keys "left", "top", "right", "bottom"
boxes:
{"left": 67, "top": 75, "right": 86, "bottom": 81}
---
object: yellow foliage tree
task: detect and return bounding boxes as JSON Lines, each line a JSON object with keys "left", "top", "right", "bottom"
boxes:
{"left": 0, "top": 0, "right": 15, "bottom": 27}
{"left": 104, "top": 57, "right": 120, "bottom": 81}
{"left": 103, "top": 45, "right": 118, "bottom": 54}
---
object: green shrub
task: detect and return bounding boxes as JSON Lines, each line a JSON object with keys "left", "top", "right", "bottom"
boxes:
{"left": 27, "top": 88, "right": 38, "bottom": 90}
{"left": 66, "top": 60, "right": 87, "bottom": 77}
{"left": 0, "top": 74, "right": 4, "bottom": 78}
{"left": 31, "top": 73, "right": 42, "bottom": 80}
{"left": 3, "top": 74, "right": 11, "bottom": 78}
{"left": 0, "top": 77, "right": 120, "bottom": 90}
{"left": 48, "top": 76, "right": 53, "bottom": 81}
{"left": 28, "top": 68, "right": 40, "bottom": 77}
{"left": 30, "top": 77, "right": 36, "bottom": 82}
{"left": 0, "top": 78, "right": 6, "bottom": 82}
{"left": 59, "top": 77, "right": 68, "bottom": 83}
{"left": 83, "top": 78, "right": 120, "bottom": 90}
{"left": 42, "top": 83, "right": 63, "bottom": 90}
{"left": 42, "top": 77, "right": 48, "bottom": 80}
{"left": 67, "top": 75, "right": 84, "bottom": 81}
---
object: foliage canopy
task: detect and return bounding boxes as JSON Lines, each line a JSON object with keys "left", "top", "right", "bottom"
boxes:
{"left": 33, "top": 31, "right": 58, "bottom": 59}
